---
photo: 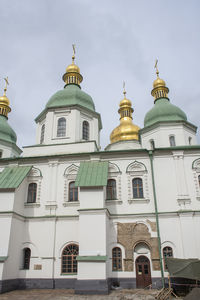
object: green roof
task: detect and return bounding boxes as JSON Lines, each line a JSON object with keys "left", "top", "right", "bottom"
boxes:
{"left": 0, "top": 166, "right": 32, "bottom": 189}
{"left": 0, "top": 115, "right": 17, "bottom": 144}
{"left": 75, "top": 161, "right": 108, "bottom": 187}
{"left": 144, "top": 98, "right": 187, "bottom": 127}
{"left": 46, "top": 84, "right": 95, "bottom": 112}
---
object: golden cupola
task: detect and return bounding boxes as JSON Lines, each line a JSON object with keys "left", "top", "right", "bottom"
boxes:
{"left": 62, "top": 44, "right": 83, "bottom": 87}
{"left": 151, "top": 59, "right": 169, "bottom": 101}
{"left": 0, "top": 77, "right": 11, "bottom": 118}
{"left": 110, "top": 85, "right": 140, "bottom": 144}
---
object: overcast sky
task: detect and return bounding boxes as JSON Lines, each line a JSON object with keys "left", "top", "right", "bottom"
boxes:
{"left": 0, "top": 0, "right": 200, "bottom": 150}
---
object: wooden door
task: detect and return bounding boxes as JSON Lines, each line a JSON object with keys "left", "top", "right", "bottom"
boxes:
{"left": 136, "top": 256, "right": 152, "bottom": 288}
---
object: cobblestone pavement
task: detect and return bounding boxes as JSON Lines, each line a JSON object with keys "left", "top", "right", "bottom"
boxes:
{"left": 0, "top": 289, "right": 183, "bottom": 300}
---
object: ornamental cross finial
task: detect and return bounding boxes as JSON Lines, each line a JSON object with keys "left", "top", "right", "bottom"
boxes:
{"left": 154, "top": 59, "right": 159, "bottom": 78}
{"left": 123, "top": 81, "right": 126, "bottom": 98}
{"left": 3, "top": 77, "right": 9, "bottom": 95}
{"left": 72, "top": 44, "right": 76, "bottom": 62}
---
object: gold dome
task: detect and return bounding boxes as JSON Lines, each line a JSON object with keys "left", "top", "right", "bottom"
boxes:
{"left": 0, "top": 94, "right": 10, "bottom": 106}
{"left": 66, "top": 62, "right": 80, "bottom": 74}
{"left": 153, "top": 77, "right": 166, "bottom": 88}
{"left": 0, "top": 78, "right": 11, "bottom": 118}
{"left": 110, "top": 88, "right": 140, "bottom": 144}
{"left": 63, "top": 45, "right": 83, "bottom": 87}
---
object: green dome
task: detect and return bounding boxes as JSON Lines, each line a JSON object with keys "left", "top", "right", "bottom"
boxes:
{"left": 46, "top": 84, "right": 95, "bottom": 112}
{"left": 144, "top": 98, "right": 187, "bottom": 127}
{"left": 0, "top": 115, "right": 17, "bottom": 144}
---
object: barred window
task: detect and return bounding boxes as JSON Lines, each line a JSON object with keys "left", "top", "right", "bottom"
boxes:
{"left": 82, "top": 121, "right": 89, "bottom": 140}
{"left": 27, "top": 183, "right": 37, "bottom": 203}
{"left": 112, "top": 247, "right": 122, "bottom": 271}
{"left": 40, "top": 124, "right": 45, "bottom": 144}
{"left": 23, "top": 248, "right": 31, "bottom": 270}
{"left": 61, "top": 244, "right": 79, "bottom": 273}
{"left": 69, "top": 181, "right": 78, "bottom": 202}
{"left": 132, "top": 178, "right": 143, "bottom": 198}
{"left": 106, "top": 179, "right": 117, "bottom": 200}
{"left": 163, "top": 246, "right": 173, "bottom": 270}
{"left": 57, "top": 117, "right": 66, "bottom": 137}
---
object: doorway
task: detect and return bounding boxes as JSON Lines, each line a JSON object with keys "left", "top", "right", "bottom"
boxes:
{"left": 135, "top": 255, "right": 152, "bottom": 288}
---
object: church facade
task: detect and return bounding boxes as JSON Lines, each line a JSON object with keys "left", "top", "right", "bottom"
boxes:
{"left": 0, "top": 52, "right": 200, "bottom": 294}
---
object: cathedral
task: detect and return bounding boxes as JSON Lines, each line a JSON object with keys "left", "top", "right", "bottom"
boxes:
{"left": 0, "top": 50, "right": 199, "bottom": 295}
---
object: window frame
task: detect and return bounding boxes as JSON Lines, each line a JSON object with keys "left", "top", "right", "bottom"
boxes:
{"left": 112, "top": 247, "right": 122, "bottom": 271}
{"left": 163, "top": 246, "right": 173, "bottom": 271}
{"left": 40, "top": 124, "right": 45, "bottom": 144}
{"left": 68, "top": 181, "right": 78, "bottom": 202}
{"left": 169, "top": 135, "right": 176, "bottom": 147}
{"left": 61, "top": 244, "right": 79, "bottom": 274}
{"left": 23, "top": 247, "right": 31, "bottom": 270}
{"left": 82, "top": 120, "right": 89, "bottom": 141}
{"left": 57, "top": 117, "right": 66, "bottom": 137}
{"left": 106, "top": 179, "right": 117, "bottom": 200}
{"left": 132, "top": 178, "right": 144, "bottom": 199}
{"left": 27, "top": 183, "right": 37, "bottom": 203}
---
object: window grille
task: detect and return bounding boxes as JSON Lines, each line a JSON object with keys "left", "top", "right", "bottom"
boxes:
{"left": 27, "top": 183, "right": 37, "bottom": 203}
{"left": 132, "top": 178, "right": 144, "bottom": 198}
{"left": 163, "top": 246, "right": 173, "bottom": 270}
{"left": 61, "top": 244, "right": 79, "bottom": 273}
{"left": 106, "top": 179, "right": 117, "bottom": 200}
{"left": 82, "top": 121, "right": 89, "bottom": 140}
{"left": 112, "top": 247, "right": 122, "bottom": 271}
{"left": 57, "top": 117, "right": 66, "bottom": 137}
{"left": 23, "top": 248, "right": 31, "bottom": 269}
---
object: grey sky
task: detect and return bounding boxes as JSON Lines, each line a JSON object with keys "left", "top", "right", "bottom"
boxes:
{"left": 0, "top": 0, "right": 200, "bottom": 149}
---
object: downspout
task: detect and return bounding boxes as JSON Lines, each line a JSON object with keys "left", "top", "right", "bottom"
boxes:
{"left": 149, "top": 150, "right": 165, "bottom": 287}
{"left": 52, "top": 214, "right": 57, "bottom": 289}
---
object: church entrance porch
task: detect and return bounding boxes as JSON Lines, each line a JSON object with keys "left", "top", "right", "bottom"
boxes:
{"left": 136, "top": 256, "right": 152, "bottom": 288}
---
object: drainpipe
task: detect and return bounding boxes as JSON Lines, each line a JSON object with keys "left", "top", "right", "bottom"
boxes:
{"left": 149, "top": 150, "right": 165, "bottom": 288}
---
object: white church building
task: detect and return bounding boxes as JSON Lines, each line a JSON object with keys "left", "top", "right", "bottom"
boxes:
{"left": 0, "top": 51, "right": 199, "bottom": 294}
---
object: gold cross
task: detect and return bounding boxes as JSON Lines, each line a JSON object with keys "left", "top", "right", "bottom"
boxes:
{"left": 123, "top": 81, "right": 126, "bottom": 97}
{"left": 3, "top": 77, "right": 9, "bottom": 95}
{"left": 154, "top": 59, "right": 159, "bottom": 77}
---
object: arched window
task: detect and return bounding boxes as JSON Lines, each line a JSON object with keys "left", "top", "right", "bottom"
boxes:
{"left": 132, "top": 178, "right": 144, "bottom": 198}
{"left": 163, "top": 246, "right": 173, "bottom": 270}
{"left": 106, "top": 179, "right": 117, "bottom": 200}
{"left": 150, "top": 140, "right": 155, "bottom": 150}
{"left": 112, "top": 247, "right": 122, "bottom": 271}
{"left": 188, "top": 137, "right": 192, "bottom": 145}
{"left": 23, "top": 248, "right": 31, "bottom": 270}
{"left": 40, "top": 124, "right": 45, "bottom": 144}
{"left": 82, "top": 121, "right": 89, "bottom": 140}
{"left": 169, "top": 135, "right": 176, "bottom": 147}
{"left": 27, "top": 183, "right": 37, "bottom": 203}
{"left": 57, "top": 117, "right": 66, "bottom": 137}
{"left": 198, "top": 175, "right": 200, "bottom": 187}
{"left": 0, "top": 151, "right": 2, "bottom": 158}
{"left": 69, "top": 181, "right": 78, "bottom": 202}
{"left": 61, "top": 244, "right": 79, "bottom": 274}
